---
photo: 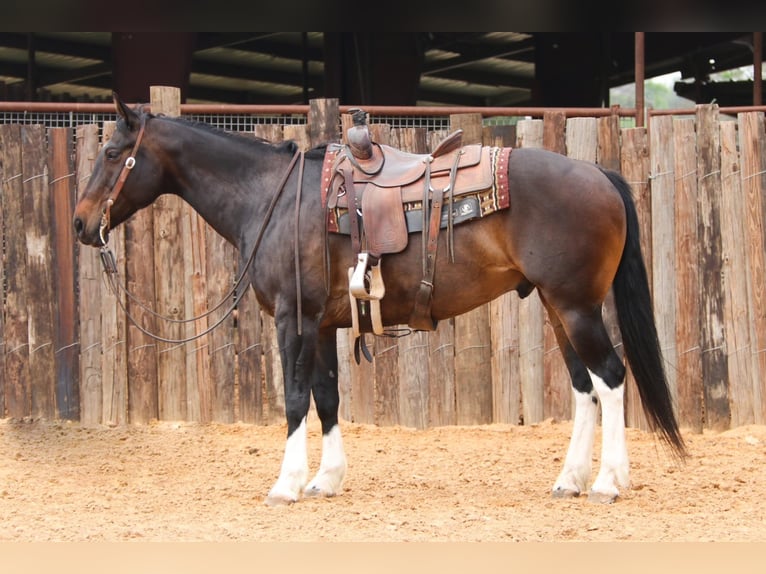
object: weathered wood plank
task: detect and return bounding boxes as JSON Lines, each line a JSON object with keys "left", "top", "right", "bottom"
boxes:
{"left": 98, "top": 121, "right": 127, "bottom": 425}
{"left": 426, "top": 130, "right": 457, "bottom": 427}
{"left": 151, "top": 87, "right": 188, "bottom": 421}
{"left": 672, "top": 117, "right": 703, "bottom": 432}
{"left": 75, "top": 124, "right": 104, "bottom": 424}
{"left": 515, "top": 119, "right": 545, "bottom": 425}
{"left": 48, "top": 127, "right": 80, "bottom": 420}
{"left": 124, "top": 188, "right": 158, "bottom": 422}
{"left": 21, "top": 125, "right": 56, "bottom": 419}
{"left": 206, "top": 232, "right": 236, "bottom": 423}
{"left": 650, "top": 115, "right": 677, "bottom": 357}
{"left": 719, "top": 119, "right": 754, "bottom": 426}
{"left": 621, "top": 127, "right": 652, "bottom": 431}
{"left": 596, "top": 114, "right": 621, "bottom": 172}
{"left": 309, "top": 98, "right": 339, "bottom": 146}
{"left": 484, "top": 124, "right": 519, "bottom": 425}
{"left": 696, "top": 104, "right": 730, "bottom": 430}
{"left": 0, "top": 128, "right": 5, "bottom": 413}
{"left": 0, "top": 124, "right": 30, "bottom": 418}
{"left": 738, "top": 112, "right": 766, "bottom": 424}
{"left": 393, "top": 126, "right": 429, "bottom": 428}
{"left": 450, "top": 113, "right": 492, "bottom": 425}
{"left": 186, "top": 211, "right": 211, "bottom": 422}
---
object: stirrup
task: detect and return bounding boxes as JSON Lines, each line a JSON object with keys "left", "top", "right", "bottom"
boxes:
{"left": 349, "top": 253, "right": 385, "bottom": 301}
{"left": 348, "top": 257, "right": 385, "bottom": 337}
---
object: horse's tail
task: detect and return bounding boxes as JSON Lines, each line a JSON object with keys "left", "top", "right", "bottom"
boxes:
{"left": 601, "top": 167, "right": 687, "bottom": 460}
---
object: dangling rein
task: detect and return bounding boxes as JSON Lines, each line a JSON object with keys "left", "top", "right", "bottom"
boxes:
{"left": 98, "top": 133, "right": 305, "bottom": 344}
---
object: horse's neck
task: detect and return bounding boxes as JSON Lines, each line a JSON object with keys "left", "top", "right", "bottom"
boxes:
{"left": 170, "top": 130, "right": 292, "bottom": 248}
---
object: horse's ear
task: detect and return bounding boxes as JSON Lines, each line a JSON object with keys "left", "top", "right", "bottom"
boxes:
{"left": 112, "top": 92, "right": 140, "bottom": 131}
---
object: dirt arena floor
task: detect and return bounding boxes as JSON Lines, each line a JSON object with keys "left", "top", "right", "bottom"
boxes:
{"left": 0, "top": 416, "right": 764, "bottom": 542}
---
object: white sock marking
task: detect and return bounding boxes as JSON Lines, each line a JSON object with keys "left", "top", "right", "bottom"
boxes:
{"left": 267, "top": 417, "right": 309, "bottom": 504}
{"left": 590, "top": 371, "right": 629, "bottom": 498}
{"left": 305, "top": 424, "right": 347, "bottom": 497}
{"left": 553, "top": 388, "right": 598, "bottom": 494}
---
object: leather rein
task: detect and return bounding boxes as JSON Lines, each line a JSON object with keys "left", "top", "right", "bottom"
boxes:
{"left": 98, "top": 117, "right": 305, "bottom": 344}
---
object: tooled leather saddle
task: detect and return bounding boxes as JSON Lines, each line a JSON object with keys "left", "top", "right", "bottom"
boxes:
{"left": 320, "top": 109, "right": 512, "bottom": 357}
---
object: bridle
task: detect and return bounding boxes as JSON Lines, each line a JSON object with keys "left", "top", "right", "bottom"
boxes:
{"left": 99, "top": 114, "right": 147, "bottom": 246}
{"left": 97, "top": 113, "right": 305, "bottom": 344}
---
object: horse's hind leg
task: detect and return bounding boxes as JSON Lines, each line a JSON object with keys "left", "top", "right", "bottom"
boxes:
{"left": 304, "top": 327, "right": 347, "bottom": 498}
{"left": 546, "top": 299, "right": 629, "bottom": 503}
{"left": 542, "top": 299, "right": 599, "bottom": 498}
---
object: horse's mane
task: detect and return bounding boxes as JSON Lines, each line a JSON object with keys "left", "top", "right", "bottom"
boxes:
{"left": 122, "top": 112, "right": 304, "bottom": 155}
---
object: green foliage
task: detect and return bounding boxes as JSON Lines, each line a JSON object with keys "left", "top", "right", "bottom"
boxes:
{"left": 610, "top": 78, "right": 694, "bottom": 110}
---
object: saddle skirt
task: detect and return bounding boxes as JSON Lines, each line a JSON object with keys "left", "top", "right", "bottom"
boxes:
{"left": 321, "top": 141, "right": 512, "bottom": 250}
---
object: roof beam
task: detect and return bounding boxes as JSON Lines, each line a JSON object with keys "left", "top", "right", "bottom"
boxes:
{"left": 191, "top": 59, "right": 321, "bottom": 90}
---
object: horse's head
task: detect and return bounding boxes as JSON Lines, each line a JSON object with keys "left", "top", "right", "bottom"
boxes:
{"left": 73, "top": 93, "right": 163, "bottom": 246}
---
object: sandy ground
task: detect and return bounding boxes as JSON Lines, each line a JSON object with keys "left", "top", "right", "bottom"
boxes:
{"left": 0, "top": 416, "right": 764, "bottom": 542}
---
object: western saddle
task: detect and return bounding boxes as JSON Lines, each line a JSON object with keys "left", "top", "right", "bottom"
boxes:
{"left": 321, "top": 109, "right": 511, "bottom": 359}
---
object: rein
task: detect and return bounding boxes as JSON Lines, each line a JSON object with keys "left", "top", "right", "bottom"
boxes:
{"left": 99, "top": 142, "right": 304, "bottom": 345}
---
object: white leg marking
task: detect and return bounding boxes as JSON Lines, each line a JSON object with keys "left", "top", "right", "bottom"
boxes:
{"left": 590, "top": 371, "right": 630, "bottom": 502}
{"left": 265, "top": 417, "right": 309, "bottom": 506}
{"left": 553, "top": 388, "right": 598, "bottom": 496}
{"left": 305, "top": 424, "right": 347, "bottom": 498}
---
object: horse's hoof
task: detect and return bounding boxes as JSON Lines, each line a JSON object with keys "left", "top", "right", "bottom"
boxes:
{"left": 264, "top": 493, "right": 298, "bottom": 507}
{"left": 587, "top": 490, "right": 618, "bottom": 504}
{"left": 304, "top": 485, "right": 336, "bottom": 499}
{"left": 552, "top": 488, "right": 580, "bottom": 499}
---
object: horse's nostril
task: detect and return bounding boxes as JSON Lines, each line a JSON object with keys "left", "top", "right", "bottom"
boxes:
{"left": 73, "top": 216, "right": 84, "bottom": 236}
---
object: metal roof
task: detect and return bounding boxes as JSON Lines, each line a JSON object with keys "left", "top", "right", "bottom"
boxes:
{"left": 0, "top": 32, "right": 758, "bottom": 107}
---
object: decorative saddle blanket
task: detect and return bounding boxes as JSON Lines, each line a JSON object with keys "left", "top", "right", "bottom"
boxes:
{"left": 320, "top": 142, "right": 512, "bottom": 249}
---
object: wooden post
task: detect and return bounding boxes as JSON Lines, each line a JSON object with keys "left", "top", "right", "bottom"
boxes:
{"left": 738, "top": 112, "right": 766, "bottom": 424}
{"left": 48, "top": 127, "right": 80, "bottom": 420}
{"left": 450, "top": 113, "right": 493, "bottom": 425}
{"left": 672, "top": 117, "right": 703, "bottom": 433}
{"left": 75, "top": 124, "right": 104, "bottom": 425}
{"left": 393, "top": 126, "right": 431, "bottom": 428}
{"left": 427, "top": 131, "right": 456, "bottom": 427}
{"left": 124, "top": 130, "right": 158, "bottom": 423}
{"left": 620, "top": 127, "right": 651, "bottom": 430}
{"left": 99, "top": 122, "right": 128, "bottom": 425}
{"left": 150, "top": 86, "right": 188, "bottom": 421}
{"left": 720, "top": 120, "right": 754, "bottom": 426}
{"left": 696, "top": 104, "right": 730, "bottom": 430}
{"left": 515, "top": 119, "right": 545, "bottom": 425}
{"left": 484, "top": 124, "right": 519, "bottom": 425}
{"left": 21, "top": 125, "right": 56, "bottom": 419}
{"left": 0, "top": 125, "right": 31, "bottom": 418}
{"left": 649, "top": 115, "right": 678, "bottom": 427}
{"left": 0, "top": 128, "right": 5, "bottom": 414}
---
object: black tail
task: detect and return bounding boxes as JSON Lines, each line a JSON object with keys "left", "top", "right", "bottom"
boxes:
{"left": 601, "top": 168, "right": 687, "bottom": 459}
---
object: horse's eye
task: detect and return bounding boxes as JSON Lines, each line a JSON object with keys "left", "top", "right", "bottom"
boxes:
{"left": 105, "top": 149, "right": 121, "bottom": 161}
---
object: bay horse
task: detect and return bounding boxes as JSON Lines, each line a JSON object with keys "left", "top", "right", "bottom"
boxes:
{"left": 73, "top": 95, "right": 685, "bottom": 505}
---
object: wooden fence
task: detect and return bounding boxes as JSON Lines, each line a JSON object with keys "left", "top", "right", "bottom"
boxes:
{"left": 1, "top": 100, "right": 766, "bottom": 432}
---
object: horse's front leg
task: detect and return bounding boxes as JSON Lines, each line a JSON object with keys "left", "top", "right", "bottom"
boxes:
{"left": 304, "top": 327, "right": 347, "bottom": 498}
{"left": 265, "top": 315, "right": 316, "bottom": 506}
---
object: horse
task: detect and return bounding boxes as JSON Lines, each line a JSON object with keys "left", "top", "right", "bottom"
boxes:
{"left": 73, "top": 94, "right": 686, "bottom": 506}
